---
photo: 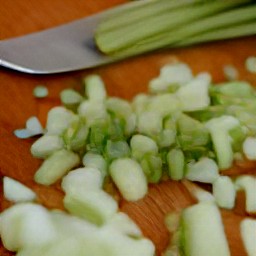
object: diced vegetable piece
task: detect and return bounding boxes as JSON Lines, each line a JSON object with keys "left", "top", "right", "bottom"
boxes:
{"left": 25, "top": 116, "right": 45, "bottom": 135}
{"left": 130, "top": 134, "right": 158, "bottom": 160}
{"left": 223, "top": 65, "right": 239, "bottom": 81}
{"left": 177, "top": 113, "right": 209, "bottom": 149}
{"left": 33, "top": 85, "right": 48, "bottom": 98}
{"left": 242, "top": 136, "right": 256, "bottom": 160}
{"left": 146, "top": 93, "right": 181, "bottom": 118}
{"left": 156, "top": 129, "right": 176, "bottom": 148}
{"left": 61, "top": 167, "right": 103, "bottom": 194}
{"left": 185, "top": 157, "right": 219, "bottom": 183}
{"left": 213, "top": 81, "right": 254, "bottom": 98}
{"left": 137, "top": 111, "right": 162, "bottom": 137}
{"left": 167, "top": 148, "right": 185, "bottom": 181}
{"left": 176, "top": 72, "right": 211, "bottom": 111}
{"left": 84, "top": 74, "right": 107, "bottom": 101}
{"left": 149, "top": 62, "right": 193, "bottom": 94}
{"left": 205, "top": 115, "right": 240, "bottom": 170}
{"left": 124, "top": 113, "right": 136, "bottom": 136}
{"left": 60, "top": 89, "right": 83, "bottom": 105}
{"left": 14, "top": 116, "right": 45, "bottom": 139}
{"left": 50, "top": 210, "right": 98, "bottom": 237}
{"left": 140, "top": 154, "right": 162, "bottom": 183}
{"left": 64, "top": 189, "right": 118, "bottom": 226}
{"left": 180, "top": 202, "right": 230, "bottom": 256}
{"left": 105, "top": 140, "right": 131, "bottom": 161}
{"left": 34, "top": 149, "right": 80, "bottom": 185}
{"left": 235, "top": 175, "right": 256, "bottom": 214}
{"left": 78, "top": 100, "right": 107, "bottom": 126}
{"left": 3, "top": 177, "right": 36, "bottom": 203}
{"left": 0, "top": 203, "right": 57, "bottom": 251}
{"left": 160, "top": 62, "right": 193, "bottom": 86}
{"left": 62, "top": 118, "right": 88, "bottom": 151}
{"left": 240, "top": 218, "right": 256, "bottom": 256}
{"left": 132, "top": 93, "right": 149, "bottom": 114}
{"left": 212, "top": 176, "right": 236, "bottom": 209}
{"left": 245, "top": 56, "right": 256, "bottom": 74}
{"left": 109, "top": 158, "right": 148, "bottom": 201}
{"left": 30, "top": 134, "right": 64, "bottom": 158}
{"left": 82, "top": 152, "right": 108, "bottom": 178}
{"left": 106, "top": 97, "right": 132, "bottom": 119}
{"left": 46, "top": 107, "right": 77, "bottom": 135}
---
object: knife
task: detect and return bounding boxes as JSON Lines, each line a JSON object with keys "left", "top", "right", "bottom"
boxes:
{"left": 0, "top": 1, "right": 146, "bottom": 74}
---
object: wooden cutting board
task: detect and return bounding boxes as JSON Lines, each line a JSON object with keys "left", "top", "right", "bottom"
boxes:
{"left": 1, "top": 1, "right": 256, "bottom": 255}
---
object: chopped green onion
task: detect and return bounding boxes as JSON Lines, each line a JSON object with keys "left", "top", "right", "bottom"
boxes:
{"left": 61, "top": 167, "right": 103, "bottom": 194}
{"left": 235, "top": 175, "right": 256, "bottom": 214}
{"left": 34, "top": 149, "right": 80, "bottom": 185}
{"left": 33, "top": 85, "right": 48, "bottom": 98}
{"left": 60, "top": 89, "right": 83, "bottom": 106}
{"left": 140, "top": 153, "right": 162, "bottom": 183}
{"left": 130, "top": 134, "right": 158, "bottom": 160}
{"left": 3, "top": 177, "right": 37, "bottom": 203}
{"left": 185, "top": 157, "right": 219, "bottom": 183}
{"left": 180, "top": 202, "right": 230, "bottom": 256}
{"left": 245, "top": 56, "right": 256, "bottom": 74}
{"left": 84, "top": 74, "right": 107, "bottom": 101}
{"left": 105, "top": 140, "right": 131, "bottom": 161}
{"left": 167, "top": 148, "right": 185, "bottom": 181}
{"left": 82, "top": 152, "right": 108, "bottom": 178}
{"left": 240, "top": 218, "right": 256, "bottom": 256}
{"left": 63, "top": 189, "right": 118, "bottom": 226}
{"left": 30, "top": 134, "right": 64, "bottom": 159}
{"left": 109, "top": 158, "right": 148, "bottom": 201}
{"left": 46, "top": 107, "right": 77, "bottom": 135}
{"left": 212, "top": 176, "right": 236, "bottom": 209}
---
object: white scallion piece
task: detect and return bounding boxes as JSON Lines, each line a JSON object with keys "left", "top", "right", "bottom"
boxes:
{"left": 60, "top": 89, "right": 83, "bottom": 105}
{"left": 61, "top": 167, "right": 103, "bottom": 194}
{"left": 240, "top": 218, "right": 256, "bottom": 256}
{"left": 14, "top": 116, "right": 44, "bottom": 139}
{"left": 64, "top": 189, "right": 118, "bottom": 226}
{"left": 176, "top": 72, "right": 211, "bottom": 111}
{"left": 223, "top": 64, "right": 239, "bottom": 81}
{"left": 159, "top": 62, "right": 193, "bottom": 86}
{"left": 235, "top": 175, "right": 256, "bottom": 214}
{"left": 30, "top": 134, "right": 64, "bottom": 159}
{"left": 242, "top": 136, "right": 256, "bottom": 160}
{"left": 78, "top": 100, "right": 107, "bottom": 126}
{"left": 0, "top": 203, "right": 57, "bottom": 251}
{"left": 106, "top": 97, "right": 132, "bottom": 119}
{"left": 212, "top": 176, "right": 236, "bottom": 209}
{"left": 109, "top": 158, "right": 148, "bottom": 201}
{"left": 33, "top": 85, "right": 48, "bottom": 98}
{"left": 130, "top": 134, "right": 158, "bottom": 160}
{"left": 137, "top": 111, "right": 162, "bottom": 137}
{"left": 185, "top": 157, "right": 219, "bottom": 183}
{"left": 180, "top": 202, "right": 230, "bottom": 256}
{"left": 3, "top": 177, "right": 37, "bottom": 203}
{"left": 245, "top": 56, "right": 256, "bottom": 73}
{"left": 34, "top": 149, "right": 80, "bottom": 185}
{"left": 14, "top": 129, "right": 34, "bottom": 139}
{"left": 46, "top": 107, "right": 77, "bottom": 135}
{"left": 84, "top": 74, "right": 107, "bottom": 101}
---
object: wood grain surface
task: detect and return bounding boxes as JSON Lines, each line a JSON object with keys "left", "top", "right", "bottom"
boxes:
{"left": 1, "top": 1, "right": 256, "bottom": 255}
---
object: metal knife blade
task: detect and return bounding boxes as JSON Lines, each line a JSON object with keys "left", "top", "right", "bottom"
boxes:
{"left": 0, "top": 1, "right": 145, "bottom": 74}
